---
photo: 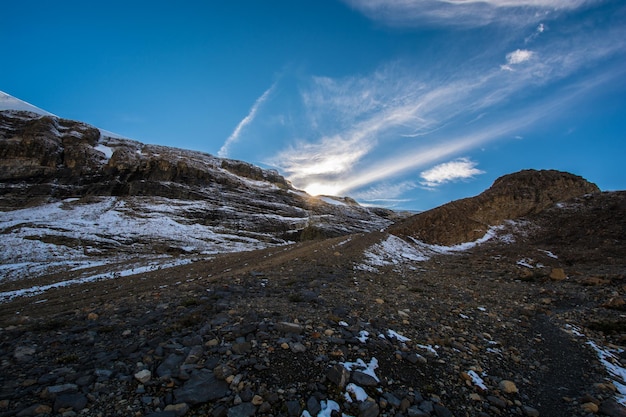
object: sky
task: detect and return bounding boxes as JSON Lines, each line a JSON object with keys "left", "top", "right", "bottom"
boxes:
{"left": 2, "top": 0, "right": 625, "bottom": 211}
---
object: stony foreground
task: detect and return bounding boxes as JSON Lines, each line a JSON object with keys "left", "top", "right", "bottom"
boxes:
{"left": 1, "top": 202, "right": 626, "bottom": 417}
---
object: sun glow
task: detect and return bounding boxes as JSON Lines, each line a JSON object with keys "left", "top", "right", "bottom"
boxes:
{"left": 303, "top": 182, "right": 343, "bottom": 197}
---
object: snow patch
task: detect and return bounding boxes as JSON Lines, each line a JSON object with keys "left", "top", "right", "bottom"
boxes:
{"left": 387, "top": 329, "right": 411, "bottom": 342}
{"left": 94, "top": 144, "right": 114, "bottom": 161}
{"left": 345, "top": 383, "right": 368, "bottom": 402}
{"left": 467, "top": 370, "right": 488, "bottom": 391}
{"left": 0, "top": 258, "right": 192, "bottom": 303}
{"left": 341, "top": 358, "right": 380, "bottom": 382}
{"left": 357, "top": 225, "right": 508, "bottom": 271}
{"left": 565, "top": 325, "right": 626, "bottom": 405}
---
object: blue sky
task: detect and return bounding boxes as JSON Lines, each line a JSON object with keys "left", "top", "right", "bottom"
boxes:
{"left": 2, "top": 0, "right": 625, "bottom": 211}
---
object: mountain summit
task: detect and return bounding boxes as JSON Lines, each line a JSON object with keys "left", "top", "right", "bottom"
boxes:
{"left": 389, "top": 169, "right": 600, "bottom": 245}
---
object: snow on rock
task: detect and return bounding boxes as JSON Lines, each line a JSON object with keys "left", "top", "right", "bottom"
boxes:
{"left": 0, "top": 197, "right": 281, "bottom": 283}
{"left": 341, "top": 358, "right": 380, "bottom": 383}
{"left": 94, "top": 144, "right": 114, "bottom": 161}
{"left": 467, "top": 370, "right": 488, "bottom": 391}
{"left": 357, "top": 225, "right": 508, "bottom": 272}
{"left": 345, "top": 383, "right": 369, "bottom": 402}
{"left": 565, "top": 325, "right": 626, "bottom": 405}
{"left": 387, "top": 329, "right": 411, "bottom": 343}
{"left": 0, "top": 91, "right": 54, "bottom": 116}
{"left": 0, "top": 258, "right": 192, "bottom": 303}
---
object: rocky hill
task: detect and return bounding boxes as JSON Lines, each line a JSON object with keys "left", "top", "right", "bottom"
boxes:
{"left": 0, "top": 110, "right": 394, "bottom": 280}
{"left": 388, "top": 169, "right": 600, "bottom": 246}
{"left": 1, "top": 99, "right": 625, "bottom": 417}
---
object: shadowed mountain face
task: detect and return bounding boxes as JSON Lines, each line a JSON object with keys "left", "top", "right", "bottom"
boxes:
{"left": 389, "top": 169, "right": 600, "bottom": 245}
{"left": 0, "top": 110, "right": 395, "bottom": 279}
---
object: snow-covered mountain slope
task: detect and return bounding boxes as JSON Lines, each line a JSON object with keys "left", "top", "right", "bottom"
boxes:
{"left": 0, "top": 91, "right": 55, "bottom": 116}
{"left": 0, "top": 106, "right": 395, "bottom": 282}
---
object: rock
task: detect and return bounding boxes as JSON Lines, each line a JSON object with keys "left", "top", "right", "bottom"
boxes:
{"left": 87, "top": 312, "right": 99, "bottom": 320}
{"left": 157, "top": 353, "right": 185, "bottom": 378}
{"left": 134, "top": 369, "right": 152, "bottom": 384}
{"left": 185, "top": 345, "right": 204, "bottom": 364}
{"left": 383, "top": 392, "right": 402, "bottom": 408}
{"left": 522, "top": 405, "right": 540, "bottom": 417}
{"left": 327, "top": 364, "right": 350, "bottom": 388}
{"left": 227, "top": 403, "right": 257, "bottom": 417}
{"left": 599, "top": 400, "right": 626, "bottom": 417}
{"left": 213, "top": 364, "right": 236, "bottom": 380}
{"left": 307, "top": 396, "right": 321, "bottom": 416}
{"left": 433, "top": 404, "right": 453, "bottom": 417}
{"left": 47, "top": 383, "right": 78, "bottom": 396}
{"left": 251, "top": 395, "right": 264, "bottom": 406}
{"left": 53, "top": 393, "right": 88, "bottom": 412}
{"left": 603, "top": 297, "right": 626, "bottom": 310}
{"left": 582, "top": 402, "right": 599, "bottom": 413}
{"left": 13, "top": 346, "right": 36, "bottom": 362}
{"left": 549, "top": 268, "right": 567, "bottom": 281}
{"left": 419, "top": 401, "right": 434, "bottom": 413}
{"left": 359, "top": 400, "right": 379, "bottom": 417}
{"left": 290, "top": 342, "right": 307, "bottom": 353}
{"left": 487, "top": 395, "right": 507, "bottom": 409}
{"left": 275, "top": 322, "right": 303, "bottom": 334}
{"left": 407, "top": 406, "right": 430, "bottom": 417}
{"left": 499, "top": 380, "right": 518, "bottom": 394}
{"left": 164, "top": 403, "right": 190, "bottom": 416}
{"left": 352, "top": 371, "right": 379, "bottom": 387}
{"left": 16, "top": 404, "right": 53, "bottom": 416}
{"left": 231, "top": 341, "right": 252, "bottom": 354}
{"left": 174, "top": 369, "right": 229, "bottom": 405}
{"left": 286, "top": 400, "right": 301, "bottom": 416}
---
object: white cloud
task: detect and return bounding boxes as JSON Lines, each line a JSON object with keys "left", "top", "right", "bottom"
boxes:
{"left": 218, "top": 82, "right": 276, "bottom": 158}
{"left": 343, "top": 0, "right": 593, "bottom": 27}
{"left": 419, "top": 158, "right": 485, "bottom": 187}
{"left": 353, "top": 181, "right": 418, "bottom": 201}
{"left": 256, "top": 3, "right": 626, "bottom": 201}
{"left": 441, "top": 0, "right": 587, "bottom": 7}
{"left": 501, "top": 49, "right": 535, "bottom": 70}
{"left": 507, "top": 49, "right": 534, "bottom": 65}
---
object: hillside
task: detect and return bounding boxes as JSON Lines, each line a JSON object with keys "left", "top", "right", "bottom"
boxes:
{"left": 0, "top": 109, "right": 394, "bottom": 281}
{"left": 1, "top": 100, "right": 626, "bottom": 417}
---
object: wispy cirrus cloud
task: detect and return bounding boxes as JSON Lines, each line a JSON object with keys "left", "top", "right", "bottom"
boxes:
{"left": 266, "top": 17, "right": 625, "bottom": 198}
{"left": 246, "top": 0, "right": 626, "bottom": 206}
{"left": 343, "top": 0, "right": 596, "bottom": 27}
{"left": 419, "top": 158, "right": 485, "bottom": 188}
{"left": 218, "top": 82, "right": 276, "bottom": 158}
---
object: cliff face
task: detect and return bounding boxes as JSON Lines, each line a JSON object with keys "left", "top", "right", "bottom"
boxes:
{"left": 389, "top": 169, "right": 600, "bottom": 245}
{"left": 0, "top": 110, "right": 394, "bottom": 278}
{"left": 0, "top": 111, "right": 293, "bottom": 204}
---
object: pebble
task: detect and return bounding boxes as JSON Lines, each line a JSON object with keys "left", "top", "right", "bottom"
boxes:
{"left": 134, "top": 369, "right": 152, "bottom": 384}
{"left": 499, "top": 380, "right": 518, "bottom": 394}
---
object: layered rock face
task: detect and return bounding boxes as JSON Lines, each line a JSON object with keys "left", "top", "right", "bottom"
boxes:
{"left": 0, "top": 111, "right": 393, "bottom": 248}
{"left": 389, "top": 169, "right": 600, "bottom": 245}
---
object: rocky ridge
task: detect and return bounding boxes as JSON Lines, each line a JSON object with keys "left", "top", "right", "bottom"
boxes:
{"left": 389, "top": 170, "right": 600, "bottom": 246}
{"left": 0, "top": 110, "right": 395, "bottom": 280}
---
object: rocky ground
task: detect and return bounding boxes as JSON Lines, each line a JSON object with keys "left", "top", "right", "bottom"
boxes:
{"left": 1, "top": 192, "right": 625, "bottom": 417}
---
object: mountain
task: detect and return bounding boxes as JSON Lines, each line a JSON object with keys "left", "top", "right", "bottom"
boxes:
{"left": 1, "top": 93, "right": 625, "bottom": 417}
{"left": 0, "top": 102, "right": 395, "bottom": 280}
{"left": 0, "top": 91, "right": 54, "bottom": 116}
{"left": 388, "top": 169, "right": 600, "bottom": 246}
